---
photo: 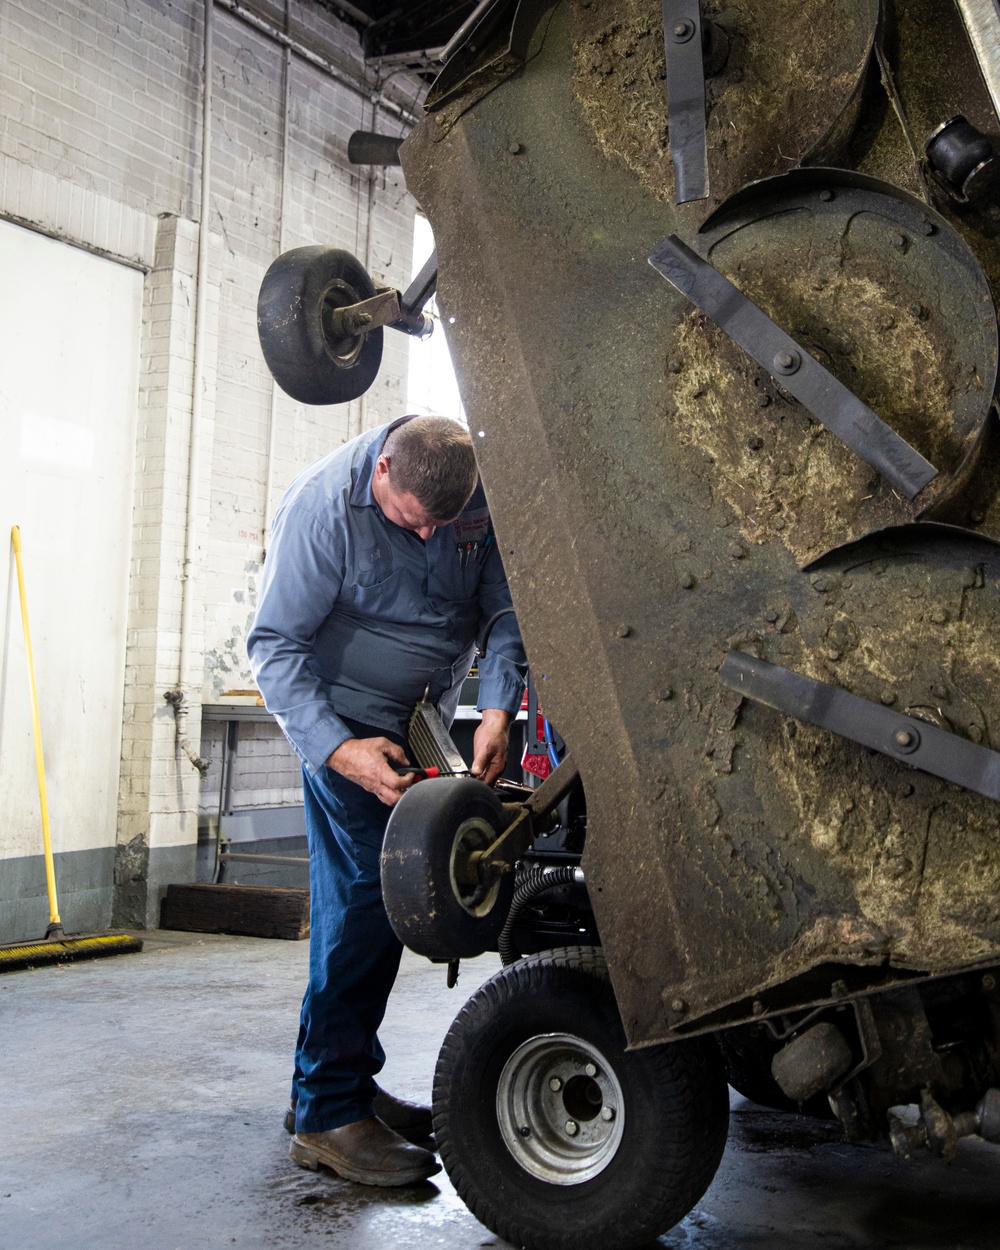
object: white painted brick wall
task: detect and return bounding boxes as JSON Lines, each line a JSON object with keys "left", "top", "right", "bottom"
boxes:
{"left": 0, "top": 0, "right": 421, "bottom": 914}
{"left": 199, "top": 719, "right": 303, "bottom": 814}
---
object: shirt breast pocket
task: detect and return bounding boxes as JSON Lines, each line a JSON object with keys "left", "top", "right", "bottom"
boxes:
{"left": 350, "top": 567, "right": 404, "bottom": 616}
{"left": 430, "top": 556, "right": 481, "bottom": 606}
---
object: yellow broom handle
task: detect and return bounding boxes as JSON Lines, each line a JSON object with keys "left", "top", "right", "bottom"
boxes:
{"left": 10, "top": 526, "right": 61, "bottom": 926}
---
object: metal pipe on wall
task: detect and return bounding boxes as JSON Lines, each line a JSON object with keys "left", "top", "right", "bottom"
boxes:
{"left": 259, "top": 10, "right": 417, "bottom": 539}
{"left": 167, "top": 0, "right": 213, "bottom": 775}
{"left": 215, "top": 0, "right": 421, "bottom": 126}
{"left": 352, "top": 81, "right": 379, "bottom": 441}
{"left": 262, "top": 34, "right": 292, "bottom": 561}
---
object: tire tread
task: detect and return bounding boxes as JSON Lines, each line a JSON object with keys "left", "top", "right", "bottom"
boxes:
{"left": 434, "top": 946, "right": 729, "bottom": 1250}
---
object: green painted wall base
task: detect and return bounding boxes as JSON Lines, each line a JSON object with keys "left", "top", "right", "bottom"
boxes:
{"left": 0, "top": 842, "right": 198, "bottom": 943}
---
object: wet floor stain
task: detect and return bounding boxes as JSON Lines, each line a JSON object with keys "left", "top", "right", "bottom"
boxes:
{"left": 260, "top": 1152, "right": 494, "bottom": 1248}
{"left": 727, "top": 1102, "right": 844, "bottom": 1154}
{"left": 251, "top": 1103, "right": 1000, "bottom": 1250}
{"left": 6, "top": 935, "right": 1000, "bottom": 1250}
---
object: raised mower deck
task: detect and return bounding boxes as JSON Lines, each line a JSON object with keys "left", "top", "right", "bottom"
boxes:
{"left": 399, "top": 0, "right": 1000, "bottom": 1047}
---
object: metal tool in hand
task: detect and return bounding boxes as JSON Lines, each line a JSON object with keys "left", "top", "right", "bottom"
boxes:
{"left": 392, "top": 763, "right": 467, "bottom": 782}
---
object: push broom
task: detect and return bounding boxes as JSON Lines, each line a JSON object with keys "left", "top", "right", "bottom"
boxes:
{"left": 0, "top": 526, "right": 142, "bottom": 973}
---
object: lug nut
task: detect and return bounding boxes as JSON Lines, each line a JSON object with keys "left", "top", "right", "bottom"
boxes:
{"left": 565, "top": 1120, "right": 579, "bottom": 1136}
{"left": 601, "top": 1107, "right": 616, "bottom": 1122}
{"left": 549, "top": 1076, "right": 563, "bottom": 1092}
{"left": 584, "top": 1063, "right": 598, "bottom": 1077}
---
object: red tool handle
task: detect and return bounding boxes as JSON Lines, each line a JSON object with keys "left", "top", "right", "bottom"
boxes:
{"left": 392, "top": 764, "right": 441, "bottom": 781}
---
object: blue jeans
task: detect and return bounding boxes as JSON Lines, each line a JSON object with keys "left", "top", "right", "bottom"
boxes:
{"left": 292, "top": 719, "right": 405, "bottom": 1133}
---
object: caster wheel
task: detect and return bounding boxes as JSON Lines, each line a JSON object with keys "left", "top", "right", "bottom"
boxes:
{"left": 380, "top": 776, "right": 515, "bottom": 960}
{"left": 257, "top": 246, "right": 383, "bottom": 404}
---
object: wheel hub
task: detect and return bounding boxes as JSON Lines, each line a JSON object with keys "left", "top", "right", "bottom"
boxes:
{"left": 496, "top": 1032, "right": 625, "bottom": 1184}
{"left": 449, "top": 816, "right": 503, "bottom": 916}
{"left": 319, "top": 278, "right": 366, "bottom": 365}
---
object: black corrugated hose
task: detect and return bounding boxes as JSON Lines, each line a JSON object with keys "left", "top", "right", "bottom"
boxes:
{"left": 498, "top": 866, "right": 579, "bottom": 965}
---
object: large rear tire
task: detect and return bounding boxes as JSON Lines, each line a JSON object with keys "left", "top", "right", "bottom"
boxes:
{"left": 257, "top": 246, "right": 383, "bottom": 404}
{"left": 434, "top": 946, "right": 729, "bottom": 1250}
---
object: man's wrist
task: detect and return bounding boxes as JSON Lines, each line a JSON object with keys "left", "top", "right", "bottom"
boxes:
{"left": 479, "top": 707, "right": 512, "bottom": 729}
{"left": 325, "top": 737, "right": 356, "bottom": 769}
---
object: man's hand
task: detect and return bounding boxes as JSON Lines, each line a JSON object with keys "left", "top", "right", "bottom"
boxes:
{"left": 471, "top": 708, "right": 512, "bottom": 787}
{"left": 326, "top": 737, "right": 414, "bottom": 807}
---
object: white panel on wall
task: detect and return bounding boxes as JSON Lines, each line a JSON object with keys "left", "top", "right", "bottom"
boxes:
{"left": 0, "top": 220, "right": 142, "bottom": 861}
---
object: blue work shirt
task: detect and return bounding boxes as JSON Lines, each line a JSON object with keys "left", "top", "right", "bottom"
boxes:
{"left": 247, "top": 421, "right": 527, "bottom": 774}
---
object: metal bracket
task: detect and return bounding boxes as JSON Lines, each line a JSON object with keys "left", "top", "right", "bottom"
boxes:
{"left": 662, "top": 0, "right": 708, "bottom": 203}
{"left": 719, "top": 651, "right": 1000, "bottom": 802}
{"left": 831, "top": 992, "right": 882, "bottom": 1095}
{"left": 649, "top": 235, "right": 939, "bottom": 499}
{"left": 471, "top": 755, "right": 581, "bottom": 878}
{"left": 401, "top": 250, "right": 438, "bottom": 318}
{"left": 328, "top": 288, "right": 403, "bottom": 338}
{"left": 327, "top": 263, "right": 436, "bottom": 342}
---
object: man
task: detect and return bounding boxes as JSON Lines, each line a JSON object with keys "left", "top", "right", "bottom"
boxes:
{"left": 247, "top": 415, "right": 526, "bottom": 1187}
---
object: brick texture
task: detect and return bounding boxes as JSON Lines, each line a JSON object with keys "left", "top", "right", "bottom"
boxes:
{"left": 0, "top": 0, "right": 421, "bottom": 922}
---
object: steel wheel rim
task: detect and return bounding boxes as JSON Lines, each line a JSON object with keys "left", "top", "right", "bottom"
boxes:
{"left": 449, "top": 815, "right": 502, "bottom": 916}
{"left": 496, "top": 1032, "right": 625, "bottom": 1184}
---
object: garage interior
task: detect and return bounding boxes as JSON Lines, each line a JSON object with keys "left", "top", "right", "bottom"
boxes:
{"left": 5, "top": 0, "right": 1000, "bottom": 1247}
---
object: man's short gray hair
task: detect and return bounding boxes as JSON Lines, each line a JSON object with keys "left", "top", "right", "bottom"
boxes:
{"left": 383, "top": 416, "right": 478, "bottom": 521}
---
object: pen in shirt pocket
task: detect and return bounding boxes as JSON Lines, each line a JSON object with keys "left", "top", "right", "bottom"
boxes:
{"left": 476, "top": 534, "right": 493, "bottom": 566}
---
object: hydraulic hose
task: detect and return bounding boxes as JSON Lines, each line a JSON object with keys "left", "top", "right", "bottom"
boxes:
{"left": 498, "top": 866, "right": 580, "bottom": 965}
{"left": 477, "top": 606, "right": 516, "bottom": 657}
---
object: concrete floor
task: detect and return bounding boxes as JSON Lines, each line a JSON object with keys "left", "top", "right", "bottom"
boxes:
{"left": 2, "top": 930, "right": 1000, "bottom": 1250}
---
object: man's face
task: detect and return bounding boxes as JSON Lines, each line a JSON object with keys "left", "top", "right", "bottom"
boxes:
{"left": 372, "top": 455, "right": 453, "bottom": 540}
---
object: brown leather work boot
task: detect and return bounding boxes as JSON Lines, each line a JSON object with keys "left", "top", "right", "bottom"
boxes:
{"left": 290, "top": 1116, "right": 441, "bottom": 1187}
{"left": 284, "top": 1090, "right": 433, "bottom": 1142}
{"left": 373, "top": 1089, "right": 433, "bottom": 1141}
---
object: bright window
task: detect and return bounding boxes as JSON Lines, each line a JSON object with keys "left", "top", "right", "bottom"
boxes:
{"left": 406, "top": 214, "right": 466, "bottom": 424}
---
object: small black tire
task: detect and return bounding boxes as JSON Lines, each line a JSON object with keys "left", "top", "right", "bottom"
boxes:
{"left": 434, "top": 946, "right": 730, "bottom": 1250}
{"left": 380, "top": 777, "right": 515, "bottom": 960}
{"left": 257, "top": 246, "right": 383, "bottom": 404}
